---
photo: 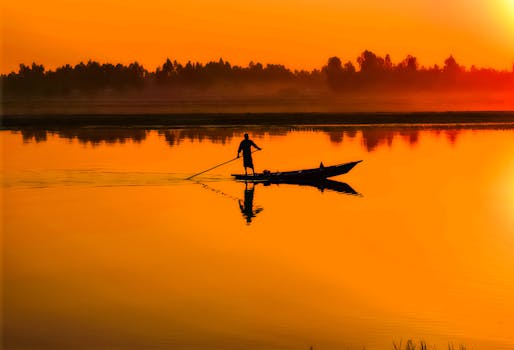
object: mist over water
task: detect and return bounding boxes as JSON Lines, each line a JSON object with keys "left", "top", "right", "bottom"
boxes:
{"left": 2, "top": 125, "right": 514, "bottom": 350}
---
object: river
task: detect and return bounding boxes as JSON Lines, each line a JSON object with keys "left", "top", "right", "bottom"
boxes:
{"left": 2, "top": 124, "right": 514, "bottom": 349}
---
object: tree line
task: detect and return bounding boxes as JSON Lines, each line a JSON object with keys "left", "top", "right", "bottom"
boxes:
{"left": 324, "top": 51, "right": 513, "bottom": 91}
{"left": 2, "top": 50, "right": 513, "bottom": 96}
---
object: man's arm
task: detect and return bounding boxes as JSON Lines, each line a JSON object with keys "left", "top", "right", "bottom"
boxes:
{"left": 251, "top": 141, "right": 261, "bottom": 150}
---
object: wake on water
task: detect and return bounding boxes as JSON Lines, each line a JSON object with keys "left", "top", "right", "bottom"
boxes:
{"left": 3, "top": 169, "right": 233, "bottom": 188}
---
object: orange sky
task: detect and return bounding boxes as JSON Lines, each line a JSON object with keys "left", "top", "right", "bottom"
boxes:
{"left": 2, "top": 0, "right": 514, "bottom": 74}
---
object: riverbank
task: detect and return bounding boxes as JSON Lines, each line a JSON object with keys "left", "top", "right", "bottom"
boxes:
{"left": 3, "top": 111, "right": 514, "bottom": 128}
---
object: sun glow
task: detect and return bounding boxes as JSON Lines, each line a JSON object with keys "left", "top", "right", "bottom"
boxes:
{"left": 502, "top": 0, "right": 514, "bottom": 22}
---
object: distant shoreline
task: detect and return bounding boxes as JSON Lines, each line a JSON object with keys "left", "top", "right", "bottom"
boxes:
{"left": 2, "top": 111, "right": 514, "bottom": 128}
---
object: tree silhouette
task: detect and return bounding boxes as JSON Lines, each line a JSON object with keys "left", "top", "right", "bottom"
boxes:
{"left": 357, "top": 50, "right": 388, "bottom": 74}
{"left": 443, "top": 55, "right": 464, "bottom": 74}
{"left": 1, "top": 51, "right": 513, "bottom": 97}
{"left": 397, "top": 55, "right": 419, "bottom": 72}
{"left": 325, "top": 56, "right": 344, "bottom": 90}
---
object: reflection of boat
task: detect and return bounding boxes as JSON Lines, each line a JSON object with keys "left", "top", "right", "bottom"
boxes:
{"left": 232, "top": 160, "right": 362, "bottom": 182}
{"left": 260, "top": 178, "right": 360, "bottom": 195}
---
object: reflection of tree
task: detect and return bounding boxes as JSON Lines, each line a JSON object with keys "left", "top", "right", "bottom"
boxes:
{"left": 328, "top": 131, "right": 343, "bottom": 144}
{"left": 158, "top": 129, "right": 236, "bottom": 147}
{"left": 322, "top": 126, "right": 464, "bottom": 150}
{"left": 398, "top": 129, "right": 419, "bottom": 146}
{"left": 161, "top": 130, "right": 178, "bottom": 146}
{"left": 360, "top": 129, "right": 395, "bottom": 151}
{"left": 158, "top": 128, "right": 274, "bottom": 147}
{"left": 16, "top": 124, "right": 513, "bottom": 149}
{"left": 444, "top": 130, "right": 460, "bottom": 145}
{"left": 18, "top": 128, "right": 147, "bottom": 145}
{"left": 238, "top": 182, "right": 263, "bottom": 224}
{"left": 20, "top": 129, "right": 47, "bottom": 143}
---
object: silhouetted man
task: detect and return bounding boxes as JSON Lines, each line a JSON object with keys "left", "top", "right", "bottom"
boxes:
{"left": 237, "top": 133, "right": 261, "bottom": 176}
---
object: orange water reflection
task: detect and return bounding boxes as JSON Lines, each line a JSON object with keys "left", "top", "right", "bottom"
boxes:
{"left": 2, "top": 126, "right": 514, "bottom": 350}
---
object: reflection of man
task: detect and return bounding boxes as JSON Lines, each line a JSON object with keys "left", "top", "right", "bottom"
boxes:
{"left": 237, "top": 133, "right": 261, "bottom": 176}
{"left": 238, "top": 182, "right": 263, "bottom": 224}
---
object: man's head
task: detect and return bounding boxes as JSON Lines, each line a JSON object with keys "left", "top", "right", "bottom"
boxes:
{"left": 244, "top": 133, "right": 249, "bottom": 140}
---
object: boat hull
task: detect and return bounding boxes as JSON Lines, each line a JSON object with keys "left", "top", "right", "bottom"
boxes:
{"left": 232, "top": 160, "right": 362, "bottom": 182}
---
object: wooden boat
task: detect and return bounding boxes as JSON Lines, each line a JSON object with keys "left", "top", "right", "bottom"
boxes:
{"left": 232, "top": 160, "right": 362, "bottom": 182}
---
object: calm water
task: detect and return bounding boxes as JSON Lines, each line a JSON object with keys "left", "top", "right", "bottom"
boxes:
{"left": 2, "top": 125, "right": 514, "bottom": 350}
